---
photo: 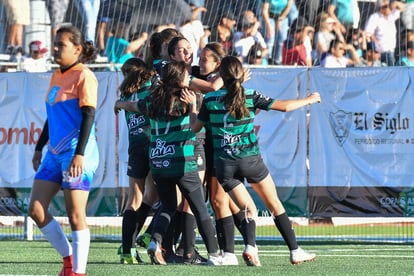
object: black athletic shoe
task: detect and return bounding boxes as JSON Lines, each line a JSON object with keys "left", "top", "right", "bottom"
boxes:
{"left": 183, "top": 248, "right": 208, "bottom": 265}
{"left": 165, "top": 253, "right": 184, "bottom": 264}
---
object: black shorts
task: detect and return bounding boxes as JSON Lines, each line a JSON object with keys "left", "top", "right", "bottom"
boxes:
{"left": 154, "top": 171, "right": 202, "bottom": 195}
{"left": 215, "top": 155, "right": 269, "bottom": 192}
{"left": 127, "top": 142, "right": 150, "bottom": 179}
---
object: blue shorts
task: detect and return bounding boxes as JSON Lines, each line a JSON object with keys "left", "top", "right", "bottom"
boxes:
{"left": 34, "top": 139, "right": 99, "bottom": 191}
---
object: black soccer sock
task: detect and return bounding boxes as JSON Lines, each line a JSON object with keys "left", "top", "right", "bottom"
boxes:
{"left": 274, "top": 213, "right": 298, "bottom": 250}
{"left": 135, "top": 203, "right": 151, "bottom": 235}
{"left": 216, "top": 216, "right": 235, "bottom": 253}
{"left": 181, "top": 212, "right": 197, "bottom": 257}
{"left": 232, "top": 210, "right": 246, "bottom": 237}
{"left": 241, "top": 217, "right": 256, "bottom": 247}
{"left": 122, "top": 209, "right": 137, "bottom": 254}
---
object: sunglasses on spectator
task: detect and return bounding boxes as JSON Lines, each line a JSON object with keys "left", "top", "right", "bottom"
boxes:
{"left": 381, "top": 4, "right": 390, "bottom": 9}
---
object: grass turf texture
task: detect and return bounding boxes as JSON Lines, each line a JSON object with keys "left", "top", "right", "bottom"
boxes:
{"left": 0, "top": 240, "right": 413, "bottom": 275}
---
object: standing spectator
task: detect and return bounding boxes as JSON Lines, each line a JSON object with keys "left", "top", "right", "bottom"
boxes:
{"left": 28, "top": 26, "right": 99, "bottom": 276}
{"left": 397, "top": 40, "right": 414, "bottom": 66}
{"left": 46, "top": 0, "right": 70, "bottom": 54}
{"left": 96, "top": 0, "right": 114, "bottom": 56}
{"left": 327, "top": 0, "right": 360, "bottom": 36}
{"left": 184, "top": 55, "right": 319, "bottom": 266}
{"left": 105, "top": 23, "right": 148, "bottom": 70}
{"left": 282, "top": 16, "right": 314, "bottom": 66}
{"left": 364, "top": 0, "right": 404, "bottom": 66}
{"left": 295, "top": 0, "right": 321, "bottom": 27}
{"left": 209, "top": 13, "right": 237, "bottom": 56}
{"left": 21, "top": 40, "right": 51, "bottom": 72}
{"left": 72, "top": 0, "right": 100, "bottom": 45}
{"left": 320, "top": 38, "right": 360, "bottom": 67}
{"left": 401, "top": 0, "right": 414, "bottom": 31}
{"left": 261, "top": 0, "right": 298, "bottom": 65}
{"left": 314, "top": 13, "right": 345, "bottom": 65}
{"left": 2, "top": 0, "right": 30, "bottom": 55}
{"left": 233, "top": 10, "right": 268, "bottom": 64}
{"left": 114, "top": 61, "right": 223, "bottom": 266}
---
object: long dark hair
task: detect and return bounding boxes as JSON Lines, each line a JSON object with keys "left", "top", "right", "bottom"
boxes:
{"left": 145, "top": 28, "right": 182, "bottom": 65}
{"left": 119, "top": 58, "right": 156, "bottom": 98}
{"left": 56, "top": 25, "right": 97, "bottom": 63}
{"left": 167, "top": 36, "right": 189, "bottom": 57}
{"left": 219, "top": 56, "right": 250, "bottom": 119}
{"left": 148, "top": 61, "right": 189, "bottom": 120}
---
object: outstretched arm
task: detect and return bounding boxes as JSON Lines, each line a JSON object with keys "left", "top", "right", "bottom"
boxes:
{"left": 270, "top": 92, "right": 321, "bottom": 112}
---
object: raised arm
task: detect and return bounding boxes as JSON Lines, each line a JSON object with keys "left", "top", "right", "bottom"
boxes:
{"left": 270, "top": 92, "right": 321, "bottom": 112}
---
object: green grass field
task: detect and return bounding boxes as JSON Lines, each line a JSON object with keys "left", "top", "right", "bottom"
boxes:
{"left": 0, "top": 240, "right": 413, "bottom": 276}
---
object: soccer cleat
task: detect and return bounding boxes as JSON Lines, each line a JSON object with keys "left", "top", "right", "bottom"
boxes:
{"left": 120, "top": 254, "right": 138, "bottom": 264}
{"left": 221, "top": 252, "right": 239, "bottom": 266}
{"left": 183, "top": 248, "right": 208, "bottom": 265}
{"left": 290, "top": 247, "right": 316, "bottom": 265}
{"left": 136, "top": 232, "right": 151, "bottom": 249}
{"left": 59, "top": 255, "right": 73, "bottom": 276}
{"left": 134, "top": 249, "right": 144, "bottom": 263}
{"left": 165, "top": 253, "right": 184, "bottom": 264}
{"left": 205, "top": 253, "right": 223, "bottom": 265}
{"left": 242, "top": 244, "right": 261, "bottom": 266}
{"left": 147, "top": 239, "right": 167, "bottom": 265}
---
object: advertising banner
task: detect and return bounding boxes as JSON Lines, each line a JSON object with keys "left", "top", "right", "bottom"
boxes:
{"left": 308, "top": 67, "right": 414, "bottom": 216}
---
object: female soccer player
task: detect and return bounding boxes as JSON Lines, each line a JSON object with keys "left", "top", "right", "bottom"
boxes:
{"left": 117, "top": 58, "right": 158, "bottom": 264}
{"left": 114, "top": 61, "right": 222, "bottom": 266}
{"left": 28, "top": 26, "right": 99, "bottom": 276}
{"left": 183, "top": 55, "right": 320, "bottom": 266}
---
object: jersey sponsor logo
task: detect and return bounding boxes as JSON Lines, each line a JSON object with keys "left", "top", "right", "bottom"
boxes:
{"left": 221, "top": 132, "right": 241, "bottom": 147}
{"left": 222, "top": 132, "right": 241, "bottom": 155}
{"left": 151, "top": 159, "right": 171, "bottom": 169}
{"left": 150, "top": 138, "right": 175, "bottom": 158}
{"left": 128, "top": 114, "right": 145, "bottom": 129}
{"left": 47, "top": 86, "right": 60, "bottom": 104}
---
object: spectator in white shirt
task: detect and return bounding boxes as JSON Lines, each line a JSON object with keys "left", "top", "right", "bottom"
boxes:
{"left": 320, "top": 38, "right": 360, "bottom": 68}
{"left": 364, "top": 0, "right": 404, "bottom": 66}
{"left": 233, "top": 10, "right": 268, "bottom": 64}
{"left": 21, "top": 40, "right": 51, "bottom": 72}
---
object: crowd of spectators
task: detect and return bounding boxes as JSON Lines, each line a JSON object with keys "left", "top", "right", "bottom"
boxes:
{"left": 1, "top": 0, "right": 414, "bottom": 71}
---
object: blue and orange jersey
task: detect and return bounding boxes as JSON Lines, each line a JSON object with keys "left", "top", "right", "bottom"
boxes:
{"left": 45, "top": 63, "right": 98, "bottom": 154}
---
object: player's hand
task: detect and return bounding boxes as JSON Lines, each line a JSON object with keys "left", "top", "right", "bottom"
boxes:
{"left": 32, "top": 151, "right": 42, "bottom": 171}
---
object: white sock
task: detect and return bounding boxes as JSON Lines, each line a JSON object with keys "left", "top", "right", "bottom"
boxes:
{"left": 40, "top": 218, "right": 72, "bottom": 257}
{"left": 72, "top": 228, "right": 90, "bottom": 274}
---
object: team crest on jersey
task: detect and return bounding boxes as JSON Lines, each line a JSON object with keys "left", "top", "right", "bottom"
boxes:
{"left": 47, "top": 86, "right": 60, "bottom": 104}
{"left": 150, "top": 138, "right": 175, "bottom": 158}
